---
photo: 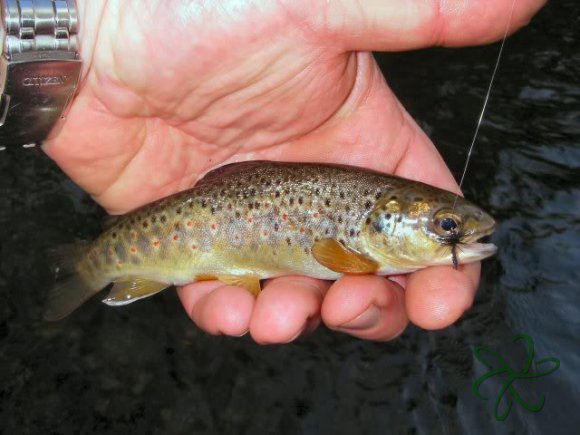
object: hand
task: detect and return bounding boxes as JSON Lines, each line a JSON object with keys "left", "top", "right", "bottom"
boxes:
{"left": 45, "top": 0, "right": 544, "bottom": 341}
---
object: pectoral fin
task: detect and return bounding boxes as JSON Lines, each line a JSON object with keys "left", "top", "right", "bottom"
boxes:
{"left": 103, "top": 278, "right": 170, "bottom": 306}
{"left": 217, "top": 275, "right": 262, "bottom": 297}
{"left": 312, "top": 239, "right": 379, "bottom": 274}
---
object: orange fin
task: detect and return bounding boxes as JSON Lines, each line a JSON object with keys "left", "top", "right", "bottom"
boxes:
{"left": 312, "top": 239, "right": 378, "bottom": 274}
{"left": 217, "top": 275, "right": 262, "bottom": 297}
{"left": 103, "top": 278, "right": 169, "bottom": 306}
{"left": 196, "top": 274, "right": 218, "bottom": 282}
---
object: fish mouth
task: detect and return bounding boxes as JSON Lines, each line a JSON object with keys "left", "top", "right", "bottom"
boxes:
{"left": 456, "top": 241, "right": 498, "bottom": 262}
{"left": 457, "top": 218, "right": 497, "bottom": 262}
{"left": 462, "top": 217, "right": 496, "bottom": 243}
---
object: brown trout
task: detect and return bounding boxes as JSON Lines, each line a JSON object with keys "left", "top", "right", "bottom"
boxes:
{"left": 45, "top": 161, "right": 497, "bottom": 320}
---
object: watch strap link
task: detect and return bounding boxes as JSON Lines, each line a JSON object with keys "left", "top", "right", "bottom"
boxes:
{"left": 0, "top": 0, "right": 81, "bottom": 147}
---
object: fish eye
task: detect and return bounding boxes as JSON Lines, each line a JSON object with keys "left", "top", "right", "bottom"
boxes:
{"left": 432, "top": 211, "right": 462, "bottom": 237}
{"left": 440, "top": 217, "right": 457, "bottom": 232}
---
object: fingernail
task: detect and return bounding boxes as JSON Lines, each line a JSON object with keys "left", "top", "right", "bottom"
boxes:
{"left": 282, "top": 325, "right": 306, "bottom": 344}
{"left": 234, "top": 329, "right": 249, "bottom": 337}
{"left": 338, "top": 305, "right": 381, "bottom": 331}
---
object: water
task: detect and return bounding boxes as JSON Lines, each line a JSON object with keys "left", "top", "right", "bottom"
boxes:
{"left": 1, "top": 2, "right": 578, "bottom": 434}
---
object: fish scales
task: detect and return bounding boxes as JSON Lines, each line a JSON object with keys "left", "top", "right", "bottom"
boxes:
{"left": 45, "top": 161, "right": 497, "bottom": 320}
{"left": 85, "top": 162, "right": 400, "bottom": 282}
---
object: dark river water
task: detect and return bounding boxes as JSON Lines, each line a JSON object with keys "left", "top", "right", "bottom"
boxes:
{"left": 1, "top": 2, "right": 578, "bottom": 434}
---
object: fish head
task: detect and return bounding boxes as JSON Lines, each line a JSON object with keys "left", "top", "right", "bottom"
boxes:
{"left": 359, "top": 184, "right": 497, "bottom": 272}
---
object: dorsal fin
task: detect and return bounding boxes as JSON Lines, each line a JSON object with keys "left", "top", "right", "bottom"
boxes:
{"left": 102, "top": 214, "right": 124, "bottom": 230}
{"left": 197, "top": 161, "right": 271, "bottom": 185}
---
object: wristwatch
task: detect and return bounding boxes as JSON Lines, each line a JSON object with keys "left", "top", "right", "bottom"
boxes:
{"left": 0, "top": 0, "right": 81, "bottom": 148}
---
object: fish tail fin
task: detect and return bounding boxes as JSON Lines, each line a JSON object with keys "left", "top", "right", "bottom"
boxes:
{"left": 44, "top": 242, "right": 101, "bottom": 321}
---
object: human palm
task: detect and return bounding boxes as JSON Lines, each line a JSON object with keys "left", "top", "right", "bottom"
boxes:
{"left": 45, "top": 0, "right": 544, "bottom": 342}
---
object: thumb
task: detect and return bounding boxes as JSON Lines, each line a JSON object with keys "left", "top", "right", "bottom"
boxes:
{"left": 316, "top": 0, "right": 546, "bottom": 50}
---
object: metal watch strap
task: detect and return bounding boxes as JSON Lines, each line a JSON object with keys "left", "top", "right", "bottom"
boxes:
{"left": 0, "top": 0, "right": 81, "bottom": 147}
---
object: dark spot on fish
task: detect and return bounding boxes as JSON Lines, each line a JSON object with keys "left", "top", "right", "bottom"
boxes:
{"left": 349, "top": 229, "right": 355, "bottom": 237}
{"left": 315, "top": 188, "right": 321, "bottom": 195}
{"left": 160, "top": 215, "right": 167, "bottom": 223}
{"left": 375, "top": 191, "right": 382, "bottom": 200}
{"left": 130, "top": 219, "right": 135, "bottom": 224}
{"left": 338, "top": 216, "right": 343, "bottom": 224}
{"left": 143, "top": 221, "right": 149, "bottom": 229}
{"left": 304, "top": 247, "right": 309, "bottom": 254}
{"left": 345, "top": 205, "right": 351, "bottom": 213}
{"left": 385, "top": 213, "right": 392, "bottom": 220}
{"left": 111, "top": 232, "right": 117, "bottom": 239}
{"left": 415, "top": 197, "right": 424, "bottom": 202}
{"left": 151, "top": 216, "right": 157, "bottom": 224}
{"left": 298, "top": 197, "right": 303, "bottom": 205}
{"left": 286, "top": 237, "right": 292, "bottom": 246}
{"left": 176, "top": 207, "right": 182, "bottom": 214}
{"left": 314, "top": 236, "right": 320, "bottom": 242}
{"left": 397, "top": 216, "right": 403, "bottom": 223}
{"left": 250, "top": 188, "right": 256, "bottom": 196}
{"left": 274, "top": 223, "right": 279, "bottom": 231}
{"left": 254, "top": 202, "right": 261, "bottom": 209}
{"left": 372, "top": 220, "right": 383, "bottom": 233}
{"left": 365, "top": 200, "right": 372, "bottom": 209}
{"left": 339, "top": 191, "right": 345, "bottom": 200}
{"left": 325, "top": 198, "right": 331, "bottom": 207}
{"left": 248, "top": 203, "right": 254, "bottom": 210}
{"left": 364, "top": 189, "right": 370, "bottom": 196}
{"left": 365, "top": 217, "right": 371, "bottom": 225}
{"left": 201, "top": 199, "right": 207, "bottom": 208}
{"left": 114, "top": 243, "right": 127, "bottom": 261}
{"left": 210, "top": 206, "right": 216, "bottom": 215}
{"left": 235, "top": 211, "right": 241, "bottom": 219}
{"left": 289, "top": 197, "right": 295, "bottom": 206}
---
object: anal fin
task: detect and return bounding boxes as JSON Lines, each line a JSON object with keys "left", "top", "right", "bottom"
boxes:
{"left": 103, "top": 278, "right": 170, "bottom": 306}
{"left": 312, "top": 239, "right": 378, "bottom": 274}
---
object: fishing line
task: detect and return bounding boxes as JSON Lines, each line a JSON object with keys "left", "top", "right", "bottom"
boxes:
{"left": 452, "top": 0, "right": 518, "bottom": 210}
{"left": 448, "top": 0, "right": 518, "bottom": 269}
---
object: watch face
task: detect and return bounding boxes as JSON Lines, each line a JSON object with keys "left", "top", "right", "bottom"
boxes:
{"left": 0, "top": 18, "right": 5, "bottom": 46}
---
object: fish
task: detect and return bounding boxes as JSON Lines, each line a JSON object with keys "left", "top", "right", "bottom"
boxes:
{"left": 44, "top": 161, "right": 497, "bottom": 320}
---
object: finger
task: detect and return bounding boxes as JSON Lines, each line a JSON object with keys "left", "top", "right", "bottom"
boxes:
{"left": 405, "top": 262, "right": 481, "bottom": 330}
{"left": 177, "top": 281, "right": 255, "bottom": 336}
{"left": 321, "top": 275, "right": 408, "bottom": 341}
{"left": 285, "top": 54, "right": 460, "bottom": 192}
{"left": 319, "top": 0, "right": 546, "bottom": 50}
{"left": 249, "top": 276, "right": 329, "bottom": 344}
